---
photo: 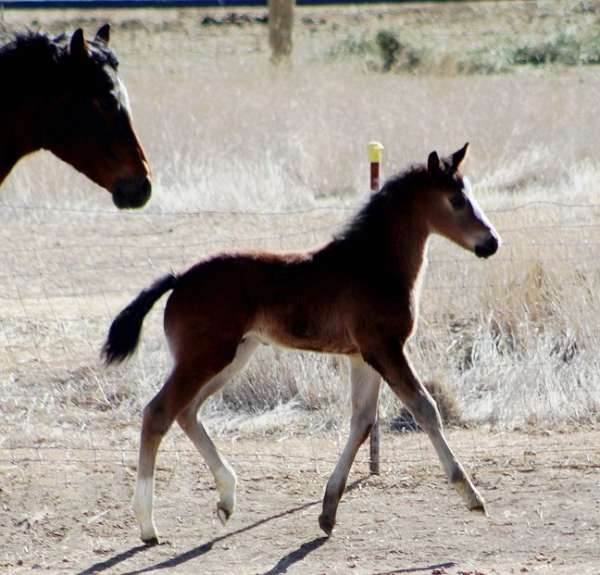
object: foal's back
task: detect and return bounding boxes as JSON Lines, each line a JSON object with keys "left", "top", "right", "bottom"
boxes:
{"left": 164, "top": 250, "right": 359, "bottom": 358}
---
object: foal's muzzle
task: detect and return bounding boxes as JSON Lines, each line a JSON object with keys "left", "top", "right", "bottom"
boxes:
{"left": 112, "top": 176, "right": 152, "bottom": 209}
{"left": 475, "top": 235, "right": 499, "bottom": 259}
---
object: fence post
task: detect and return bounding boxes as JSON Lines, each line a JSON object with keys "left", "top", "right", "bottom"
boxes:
{"left": 268, "top": 0, "right": 294, "bottom": 64}
{"left": 367, "top": 141, "right": 384, "bottom": 476}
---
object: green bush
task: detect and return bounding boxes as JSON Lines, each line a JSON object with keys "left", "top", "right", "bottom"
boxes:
{"left": 375, "top": 29, "right": 402, "bottom": 71}
{"left": 512, "top": 31, "right": 600, "bottom": 66}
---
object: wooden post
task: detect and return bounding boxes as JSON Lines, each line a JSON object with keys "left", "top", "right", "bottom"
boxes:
{"left": 369, "top": 413, "right": 380, "bottom": 475}
{"left": 268, "top": 0, "right": 294, "bottom": 64}
{"left": 368, "top": 141, "right": 383, "bottom": 192}
{"left": 367, "top": 141, "right": 384, "bottom": 476}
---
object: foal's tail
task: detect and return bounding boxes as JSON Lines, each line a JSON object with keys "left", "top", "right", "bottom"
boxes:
{"left": 102, "top": 273, "right": 178, "bottom": 365}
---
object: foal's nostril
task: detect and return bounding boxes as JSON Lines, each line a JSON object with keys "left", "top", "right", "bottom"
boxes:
{"left": 475, "top": 236, "right": 499, "bottom": 259}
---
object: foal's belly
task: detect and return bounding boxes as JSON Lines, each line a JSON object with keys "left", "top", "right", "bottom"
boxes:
{"left": 252, "top": 332, "right": 359, "bottom": 356}
{"left": 249, "top": 313, "right": 358, "bottom": 355}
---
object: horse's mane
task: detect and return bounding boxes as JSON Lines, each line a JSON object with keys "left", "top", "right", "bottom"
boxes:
{"left": 335, "top": 164, "right": 428, "bottom": 245}
{"left": 0, "top": 31, "right": 59, "bottom": 70}
{"left": 316, "top": 164, "right": 429, "bottom": 270}
{"left": 0, "top": 30, "right": 118, "bottom": 75}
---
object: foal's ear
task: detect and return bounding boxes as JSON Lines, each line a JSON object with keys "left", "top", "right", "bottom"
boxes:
{"left": 96, "top": 24, "right": 111, "bottom": 45}
{"left": 70, "top": 28, "right": 89, "bottom": 58}
{"left": 451, "top": 142, "right": 469, "bottom": 172}
{"left": 427, "top": 151, "right": 442, "bottom": 174}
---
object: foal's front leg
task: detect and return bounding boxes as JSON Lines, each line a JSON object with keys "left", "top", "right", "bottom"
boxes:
{"left": 366, "top": 344, "right": 485, "bottom": 513}
{"left": 319, "top": 356, "right": 381, "bottom": 535}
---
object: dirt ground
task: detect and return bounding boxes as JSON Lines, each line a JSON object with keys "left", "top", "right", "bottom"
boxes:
{"left": 1, "top": 429, "right": 599, "bottom": 575}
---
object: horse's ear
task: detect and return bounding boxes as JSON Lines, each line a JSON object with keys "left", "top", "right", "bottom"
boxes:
{"left": 451, "top": 142, "right": 469, "bottom": 172}
{"left": 427, "top": 151, "right": 442, "bottom": 174}
{"left": 70, "top": 28, "right": 89, "bottom": 58}
{"left": 96, "top": 24, "right": 110, "bottom": 45}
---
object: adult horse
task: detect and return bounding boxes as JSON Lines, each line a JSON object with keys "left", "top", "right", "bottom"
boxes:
{"left": 104, "top": 144, "right": 500, "bottom": 543}
{"left": 0, "top": 25, "right": 151, "bottom": 208}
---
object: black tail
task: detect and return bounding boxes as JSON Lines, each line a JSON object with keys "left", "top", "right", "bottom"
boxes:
{"left": 102, "top": 273, "right": 178, "bottom": 365}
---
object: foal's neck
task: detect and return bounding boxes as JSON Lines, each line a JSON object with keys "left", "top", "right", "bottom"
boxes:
{"left": 394, "top": 217, "right": 429, "bottom": 285}
{"left": 325, "top": 174, "right": 431, "bottom": 294}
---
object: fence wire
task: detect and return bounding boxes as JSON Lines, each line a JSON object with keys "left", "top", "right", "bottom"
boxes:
{"left": 1, "top": 197, "right": 600, "bottom": 470}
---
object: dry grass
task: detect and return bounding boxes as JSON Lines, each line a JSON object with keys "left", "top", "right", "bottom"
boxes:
{"left": 1, "top": 1, "right": 599, "bottom": 447}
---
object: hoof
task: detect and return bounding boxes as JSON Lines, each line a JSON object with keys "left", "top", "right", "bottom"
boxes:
{"left": 453, "top": 479, "right": 486, "bottom": 515}
{"left": 217, "top": 502, "right": 232, "bottom": 525}
{"left": 469, "top": 500, "right": 487, "bottom": 516}
{"left": 142, "top": 536, "right": 159, "bottom": 546}
{"left": 318, "top": 513, "right": 335, "bottom": 536}
{"left": 465, "top": 489, "right": 487, "bottom": 515}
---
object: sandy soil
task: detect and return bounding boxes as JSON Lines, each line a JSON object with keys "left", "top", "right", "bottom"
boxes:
{"left": 1, "top": 429, "right": 599, "bottom": 575}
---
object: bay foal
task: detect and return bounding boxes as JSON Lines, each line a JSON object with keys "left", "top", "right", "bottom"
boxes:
{"left": 104, "top": 144, "right": 500, "bottom": 543}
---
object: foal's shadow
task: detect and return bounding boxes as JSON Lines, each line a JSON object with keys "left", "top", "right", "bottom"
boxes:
{"left": 78, "top": 477, "right": 368, "bottom": 575}
{"left": 260, "top": 537, "right": 328, "bottom": 575}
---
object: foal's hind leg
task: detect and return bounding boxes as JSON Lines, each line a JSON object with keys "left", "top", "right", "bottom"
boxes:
{"left": 319, "top": 356, "right": 381, "bottom": 536}
{"left": 176, "top": 337, "right": 260, "bottom": 526}
{"left": 366, "top": 345, "right": 485, "bottom": 513}
{"left": 133, "top": 353, "right": 237, "bottom": 544}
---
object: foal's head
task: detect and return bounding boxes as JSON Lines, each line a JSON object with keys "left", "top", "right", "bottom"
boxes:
{"left": 47, "top": 26, "right": 151, "bottom": 208}
{"left": 421, "top": 143, "right": 500, "bottom": 258}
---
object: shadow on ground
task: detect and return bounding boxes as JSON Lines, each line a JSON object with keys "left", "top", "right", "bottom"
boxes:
{"left": 78, "top": 477, "right": 371, "bottom": 575}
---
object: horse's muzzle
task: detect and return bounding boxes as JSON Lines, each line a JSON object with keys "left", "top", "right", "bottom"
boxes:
{"left": 475, "top": 235, "right": 499, "bottom": 258}
{"left": 112, "top": 176, "right": 152, "bottom": 209}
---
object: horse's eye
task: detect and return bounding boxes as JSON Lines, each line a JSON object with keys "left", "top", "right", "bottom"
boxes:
{"left": 450, "top": 193, "right": 467, "bottom": 210}
{"left": 93, "top": 95, "right": 115, "bottom": 112}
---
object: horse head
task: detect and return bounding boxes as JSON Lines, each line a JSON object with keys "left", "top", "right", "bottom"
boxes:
{"left": 45, "top": 25, "right": 152, "bottom": 209}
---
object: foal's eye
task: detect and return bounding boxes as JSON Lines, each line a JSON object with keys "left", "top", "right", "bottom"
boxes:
{"left": 450, "top": 193, "right": 467, "bottom": 210}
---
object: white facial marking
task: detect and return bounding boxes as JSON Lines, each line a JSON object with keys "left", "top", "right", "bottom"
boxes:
{"left": 463, "top": 177, "right": 492, "bottom": 229}
{"left": 115, "top": 76, "right": 133, "bottom": 116}
{"left": 462, "top": 176, "right": 501, "bottom": 246}
{"left": 463, "top": 175, "right": 472, "bottom": 195}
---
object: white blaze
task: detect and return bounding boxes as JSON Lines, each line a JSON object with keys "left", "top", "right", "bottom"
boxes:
{"left": 116, "top": 76, "right": 133, "bottom": 117}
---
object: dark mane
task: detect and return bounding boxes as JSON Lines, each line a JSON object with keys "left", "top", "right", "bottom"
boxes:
{"left": 331, "top": 164, "right": 429, "bottom": 250}
{"left": 0, "top": 29, "right": 118, "bottom": 75}
{"left": 0, "top": 31, "right": 59, "bottom": 70}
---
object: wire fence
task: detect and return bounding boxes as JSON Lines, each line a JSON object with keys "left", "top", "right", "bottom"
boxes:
{"left": 2, "top": 434, "right": 600, "bottom": 478}
{"left": 1, "top": 195, "right": 600, "bottom": 472}
{"left": 1, "top": 199, "right": 599, "bottom": 327}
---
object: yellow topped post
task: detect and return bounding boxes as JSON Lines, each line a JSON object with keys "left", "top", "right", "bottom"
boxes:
{"left": 367, "top": 141, "right": 384, "bottom": 163}
{"left": 367, "top": 141, "right": 384, "bottom": 476}
{"left": 367, "top": 141, "right": 384, "bottom": 192}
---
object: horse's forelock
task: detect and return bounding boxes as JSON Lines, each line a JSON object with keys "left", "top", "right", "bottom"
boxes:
{"left": 89, "top": 41, "right": 119, "bottom": 70}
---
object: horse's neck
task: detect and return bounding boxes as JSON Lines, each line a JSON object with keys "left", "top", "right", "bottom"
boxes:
{"left": 0, "top": 83, "right": 46, "bottom": 185}
{"left": 390, "top": 218, "right": 429, "bottom": 290}
{"left": 323, "top": 205, "right": 430, "bottom": 292}
{"left": 0, "top": 123, "right": 19, "bottom": 186}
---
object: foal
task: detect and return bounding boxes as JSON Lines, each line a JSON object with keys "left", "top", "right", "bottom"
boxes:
{"left": 104, "top": 143, "right": 500, "bottom": 543}
{"left": 0, "top": 26, "right": 151, "bottom": 208}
